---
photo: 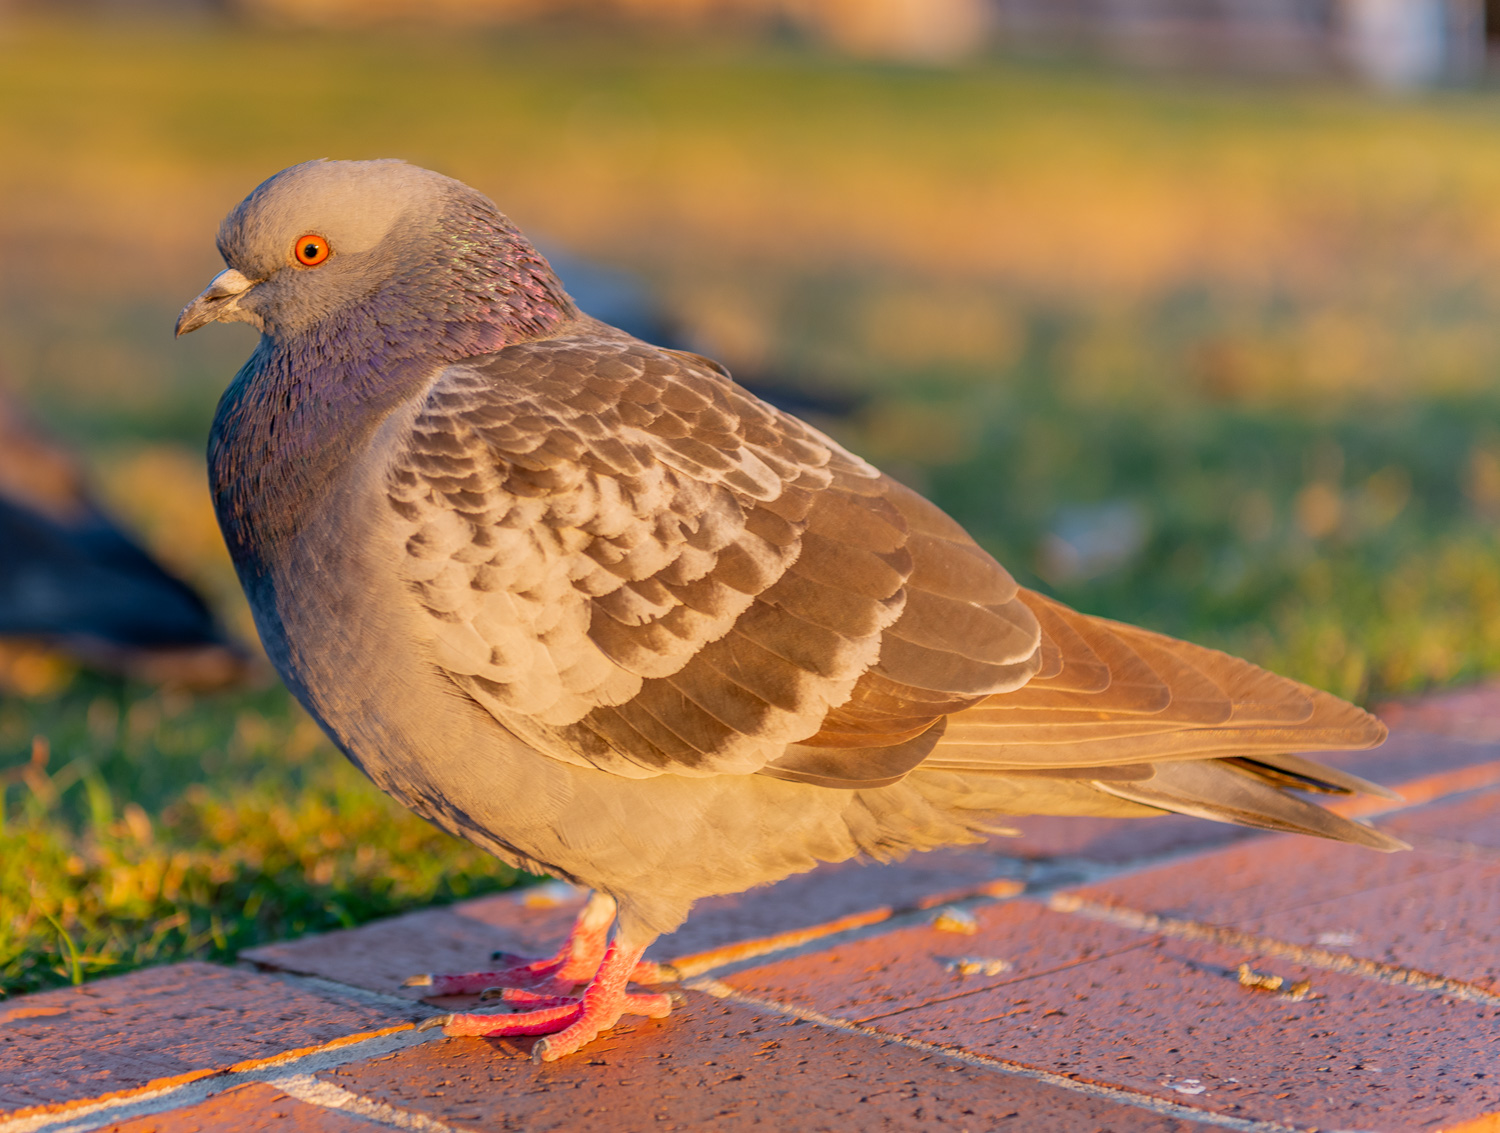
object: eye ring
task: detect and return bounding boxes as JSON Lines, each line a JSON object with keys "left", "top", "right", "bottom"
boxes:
{"left": 293, "top": 234, "right": 331, "bottom": 267}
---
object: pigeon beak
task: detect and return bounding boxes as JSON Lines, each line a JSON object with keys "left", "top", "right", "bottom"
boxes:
{"left": 175, "top": 268, "right": 259, "bottom": 336}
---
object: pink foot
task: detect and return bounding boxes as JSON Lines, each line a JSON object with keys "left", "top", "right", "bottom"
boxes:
{"left": 402, "top": 891, "right": 675, "bottom": 996}
{"left": 416, "top": 939, "right": 675, "bottom": 1060}
{"left": 486, "top": 947, "right": 675, "bottom": 987}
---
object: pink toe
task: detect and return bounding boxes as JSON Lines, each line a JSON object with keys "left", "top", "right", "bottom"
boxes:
{"left": 442, "top": 1003, "right": 583, "bottom": 1037}
{"left": 621, "top": 991, "right": 674, "bottom": 1019}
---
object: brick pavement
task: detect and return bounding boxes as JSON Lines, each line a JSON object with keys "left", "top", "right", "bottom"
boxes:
{"left": 2, "top": 686, "right": 1499, "bottom": 1132}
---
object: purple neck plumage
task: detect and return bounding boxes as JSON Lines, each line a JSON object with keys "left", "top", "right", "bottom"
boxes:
{"left": 209, "top": 210, "right": 575, "bottom": 569}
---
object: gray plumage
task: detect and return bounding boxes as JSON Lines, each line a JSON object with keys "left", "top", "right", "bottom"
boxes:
{"left": 179, "top": 159, "right": 1399, "bottom": 1055}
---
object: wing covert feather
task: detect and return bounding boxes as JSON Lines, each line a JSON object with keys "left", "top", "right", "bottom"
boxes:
{"left": 389, "top": 334, "right": 1030, "bottom": 779}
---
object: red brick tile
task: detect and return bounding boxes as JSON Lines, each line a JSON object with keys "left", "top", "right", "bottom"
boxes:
{"left": 726, "top": 903, "right": 1500, "bottom": 1130}
{"left": 1003, "top": 813, "right": 1262, "bottom": 863}
{"left": 1071, "top": 830, "right": 1466, "bottom": 925}
{"left": 892, "top": 938, "right": 1499, "bottom": 1129}
{"left": 319, "top": 991, "right": 1202, "bottom": 1132}
{"left": 1378, "top": 680, "right": 1500, "bottom": 741}
{"left": 0, "top": 962, "right": 415, "bottom": 1117}
{"left": 1381, "top": 785, "right": 1500, "bottom": 850}
{"left": 726, "top": 900, "right": 1149, "bottom": 1023}
{"left": 1063, "top": 800, "right": 1500, "bottom": 993}
{"left": 1231, "top": 862, "right": 1500, "bottom": 993}
{"left": 99, "top": 1083, "right": 370, "bottom": 1132}
{"left": 1221, "top": 791, "right": 1500, "bottom": 992}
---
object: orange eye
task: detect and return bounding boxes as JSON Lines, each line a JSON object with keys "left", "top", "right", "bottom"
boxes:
{"left": 293, "top": 234, "right": 330, "bottom": 266}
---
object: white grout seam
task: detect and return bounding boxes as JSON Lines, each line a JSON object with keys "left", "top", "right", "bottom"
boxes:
{"left": 0, "top": 1027, "right": 448, "bottom": 1133}
{"left": 270, "top": 970, "right": 437, "bottom": 1013}
{"left": 1047, "top": 894, "right": 1500, "bottom": 1007}
{"left": 266, "top": 1074, "right": 463, "bottom": 1132}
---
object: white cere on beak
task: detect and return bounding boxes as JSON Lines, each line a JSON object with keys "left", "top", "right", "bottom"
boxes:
{"left": 176, "top": 268, "right": 262, "bottom": 336}
{"left": 206, "top": 268, "right": 256, "bottom": 297}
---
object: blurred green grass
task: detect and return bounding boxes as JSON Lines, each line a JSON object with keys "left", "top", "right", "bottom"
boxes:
{"left": 1, "top": 679, "right": 521, "bottom": 994}
{"left": 6, "top": 19, "right": 1500, "bottom": 996}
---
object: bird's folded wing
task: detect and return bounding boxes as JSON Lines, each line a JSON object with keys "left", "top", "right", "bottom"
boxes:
{"left": 387, "top": 335, "right": 1040, "bottom": 779}
{"left": 926, "top": 590, "right": 1386, "bottom": 774}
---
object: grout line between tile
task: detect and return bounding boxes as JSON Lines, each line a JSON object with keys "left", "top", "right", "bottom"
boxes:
{"left": 666, "top": 906, "right": 896, "bottom": 978}
{"left": 270, "top": 970, "right": 442, "bottom": 1014}
{"left": 1047, "top": 895, "right": 1500, "bottom": 1006}
{"left": 683, "top": 976, "right": 1311, "bottom": 1133}
{"left": 266, "top": 1074, "right": 462, "bottom": 1132}
{"left": 851, "top": 938, "right": 1161, "bottom": 1025}
{"left": 0, "top": 1027, "right": 447, "bottom": 1133}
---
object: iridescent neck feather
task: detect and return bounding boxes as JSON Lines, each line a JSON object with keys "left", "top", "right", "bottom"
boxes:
{"left": 209, "top": 208, "right": 577, "bottom": 571}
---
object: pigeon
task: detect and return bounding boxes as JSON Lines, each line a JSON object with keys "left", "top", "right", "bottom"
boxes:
{"left": 177, "top": 159, "right": 1400, "bottom": 1061}
{"left": 0, "top": 391, "right": 247, "bottom": 690}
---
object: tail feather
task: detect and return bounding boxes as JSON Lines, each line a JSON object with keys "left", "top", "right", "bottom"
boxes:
{"left": 1093, "top": 760, "right": 1408, "bottom": 852}
{"left": 1224, "top": 752, "right": 1402, "bottom": 801}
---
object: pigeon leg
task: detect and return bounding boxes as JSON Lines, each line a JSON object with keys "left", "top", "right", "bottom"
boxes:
{"left": 417, "top": 935, "right": 674, "bottom": 1061}
{"left": 402, "top": 891, "right": 673, "bottom": 995}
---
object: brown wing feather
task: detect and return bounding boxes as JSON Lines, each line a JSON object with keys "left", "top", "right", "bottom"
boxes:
{"left": 930, "top": 589, "right": 1384, "bottom": 771}
{"left": 1021, "top": 594, "right": 1109, "bottom": 692}
{"left": 761, "top": 478, "right": 1043, "bottom": 787}
{"left": 871, "top": 479, "right": 1041, "bottom": 696}
{"left": 913, "top": 591, "right": 1396, "bottom": 849}
{"left": 393, "top": 335, "right": 913, "bottom": 777}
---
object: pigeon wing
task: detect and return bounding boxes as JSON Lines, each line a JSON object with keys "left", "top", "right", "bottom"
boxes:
{"left": 388, "top": 334, "right": 1039, "bottom": 779}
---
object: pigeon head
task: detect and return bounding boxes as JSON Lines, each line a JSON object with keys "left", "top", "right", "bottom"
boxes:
{"left": 176, "top": 159, "right": 575, "bottom": 354}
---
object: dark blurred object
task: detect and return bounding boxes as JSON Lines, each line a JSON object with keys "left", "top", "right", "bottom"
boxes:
{"left": 544, "top": 245, "right": 862, "bottom": 421}
{"left": 543, "top": 246, "right": 680, "bottom": 350}
{"left": 0, "top": 393, "right": 248, "bottom": 691}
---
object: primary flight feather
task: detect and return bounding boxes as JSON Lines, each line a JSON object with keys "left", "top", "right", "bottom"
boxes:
{"left": 178, "top": 159, "right": 1399, "bottom": 1061}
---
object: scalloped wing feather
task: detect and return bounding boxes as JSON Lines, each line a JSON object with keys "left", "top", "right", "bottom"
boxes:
{"left": 389, "top": 335, "right": 1037, "bottom": 780}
